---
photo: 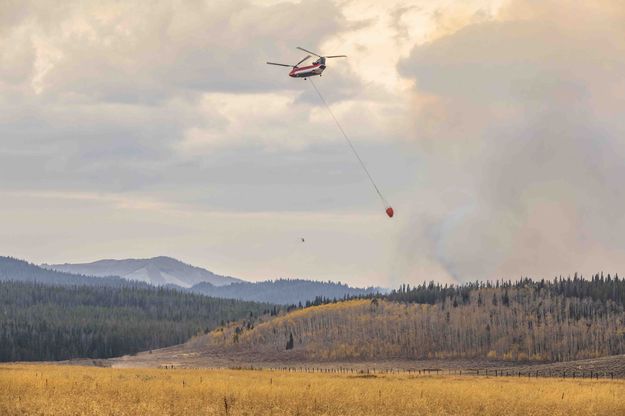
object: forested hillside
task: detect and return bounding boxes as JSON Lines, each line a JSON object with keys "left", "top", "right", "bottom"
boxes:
{"left": 0, "top": 256, "right": 145, "bottom": 288}
{"left": 0, "top": 281, "right": 276, "bottom": 362}
{"left": 208, "top": 276, "right": 625, "bottom": 362}
{"left": 190, "top": 279, "right": 381, "bottom": 305}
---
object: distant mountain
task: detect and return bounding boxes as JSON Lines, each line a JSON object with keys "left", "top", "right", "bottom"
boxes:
{"left": 0, "top": 256, "right": 147, "bottom": 288}
{"left": 13, "top": 254, "right": 381, "bottom": 305}
{"left": 45, "top": 256, "right": 242, "bottom": 288}
{"left": 190, "top": 278, "right": 382, "bottom": 305}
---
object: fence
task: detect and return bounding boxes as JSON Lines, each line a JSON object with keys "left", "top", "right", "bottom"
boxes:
{"left": 159, "top": 364, "right": 619, "bottom": 380}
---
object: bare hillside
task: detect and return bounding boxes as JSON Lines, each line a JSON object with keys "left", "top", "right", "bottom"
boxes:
{"left": 101, "top": 297, "right": 625, "bottom": 377}
{"left": 205, "top": 295, "right": 625, "bottom": 362}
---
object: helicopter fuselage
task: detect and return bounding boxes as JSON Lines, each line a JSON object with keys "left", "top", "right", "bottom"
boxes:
{"left": 289, "top": 63, "right": 326, "bottom": 78}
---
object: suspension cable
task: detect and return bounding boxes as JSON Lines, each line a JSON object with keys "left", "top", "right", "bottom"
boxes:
{"left": 308, "top": 78, "right": 389, "bottom": 208}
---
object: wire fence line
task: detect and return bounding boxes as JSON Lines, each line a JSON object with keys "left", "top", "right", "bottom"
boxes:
{"left": 157, "top": 364, "right": 620, "bottom": 380}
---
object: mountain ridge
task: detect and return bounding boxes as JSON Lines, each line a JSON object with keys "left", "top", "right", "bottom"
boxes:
{"left": 45, "top": 256, "right": 242, "bottom": 288}
{"left": 0, "top": 256, "right": 149, "bottom": 288}
{"left": 190, "top": 278, "right": 383, "bottom": 305}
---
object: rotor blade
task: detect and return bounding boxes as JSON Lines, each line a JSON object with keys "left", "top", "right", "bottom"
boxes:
{"left": 266, "top": 62, "right": 293, "bottom": 67}
{"left": 325, "top": 55, "right": 347, "bottom": 58}
{"left": 296, "top": 46, "right": 322, "bottom": 58}
{"left": 294, "top": 55, "right": 311, "bottom": 67}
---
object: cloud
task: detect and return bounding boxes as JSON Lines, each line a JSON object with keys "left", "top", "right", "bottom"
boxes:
{"left": 0, "top": 0, "right": 410, "bottom": 219}
{"left": 2, "top": 0, "right": 624, "bottom": 287}
{"left": 0, "top": 1, "right": 365, "bottom": 193}
{"left": 7, "top": 0, "right": 348, "bottom": 99}
{"left": 0, "top": 188, "right": 396, "bottom": 286}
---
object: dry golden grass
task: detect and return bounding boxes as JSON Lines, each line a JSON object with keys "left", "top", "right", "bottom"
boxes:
{"left": 1, "top": 364, "right": 624, "bottom": 415}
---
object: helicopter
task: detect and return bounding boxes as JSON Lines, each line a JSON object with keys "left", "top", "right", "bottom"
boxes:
{"left": 266, "top": 47, "right": 346, "bottom": 79}
{"left": 266, "top": 46, "right": 394, "bottom": 219}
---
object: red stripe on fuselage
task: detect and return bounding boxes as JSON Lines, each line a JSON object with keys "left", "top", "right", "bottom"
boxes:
{"left": 289, "top": 63, "right": 324, "bottom": 77}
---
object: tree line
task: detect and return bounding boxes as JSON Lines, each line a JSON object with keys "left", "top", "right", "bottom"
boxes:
{"left": 0, "top": 281, "right": 277, "bottom": 362}
{"left": 386, "top": 273, "right": 625, "bottom": 307}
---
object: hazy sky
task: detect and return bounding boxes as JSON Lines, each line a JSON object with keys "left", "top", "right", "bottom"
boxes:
{"left": 2, "top": 0, "right": 624, "bottom": 287}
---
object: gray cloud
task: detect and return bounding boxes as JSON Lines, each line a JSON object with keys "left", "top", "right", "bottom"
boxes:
{"left": 0, "top": 0, "right": 373, "bottom": 202}
{"left": 4, "top": 0, "right": 625, "bottom": 286}
{"left": 6, "top": 0, "right": 348, "bottom": 98}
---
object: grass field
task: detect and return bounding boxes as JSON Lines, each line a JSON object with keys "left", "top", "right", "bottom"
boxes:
{"left": 1, "top": 364, "right": 624, "bottom": 415}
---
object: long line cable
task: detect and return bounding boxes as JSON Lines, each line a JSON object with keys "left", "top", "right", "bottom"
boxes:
{"left": 308, "top": 77, "right": 389, "bottom": 208}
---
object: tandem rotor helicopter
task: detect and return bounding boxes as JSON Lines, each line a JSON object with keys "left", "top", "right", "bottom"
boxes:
{"left": 266, "top": 46, "right": 347, "bottom": 79}
{"left": 266, "top": 46, "right": 394, "bottom": 218}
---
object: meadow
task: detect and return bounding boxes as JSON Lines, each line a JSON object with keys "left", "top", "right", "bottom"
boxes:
{"left": 1, "top": 364, "right": 624, "bottom": 416}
